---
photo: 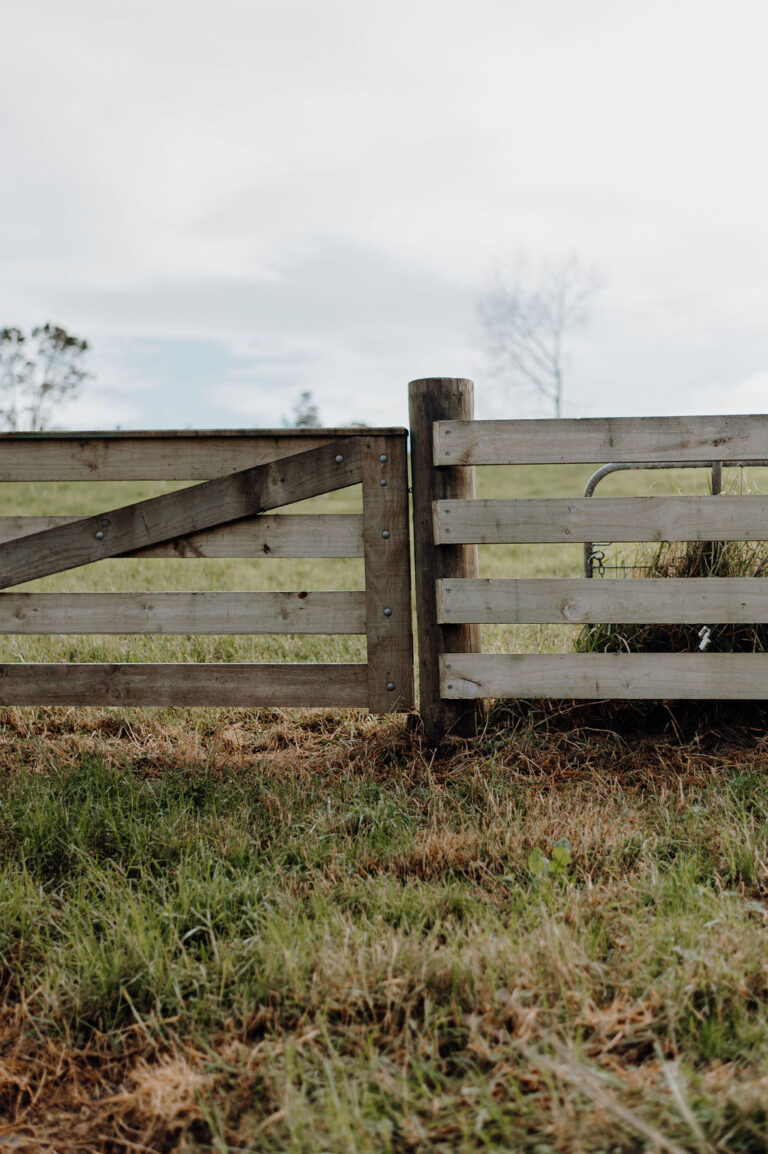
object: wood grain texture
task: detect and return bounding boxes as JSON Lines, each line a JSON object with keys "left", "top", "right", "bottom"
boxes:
{"left": 0, "top": 515, "right": 365, "bottom": 558}
{"left": 434, "top": 415, "right": 768, "bottom": 466}
{"left": 0, "top": 591, "right": 366, "bottom": 634}
{"left": 437, "top": 577, "right": 768, "bottom": 624}
{"left": 434, "top": 496, "right": 768, "bottom": 545}
{"left": 0, "top": 663, "right": 369, "bottom": 706}
{"left": 409, "top": 379, "right": 481, "bottom": 739}
{"left": 440, "top": 652, "right": 768, "bottom": 700}
{"left": 0, "top": 438, "right": 362, "bottom": 588}
{"left": 0, "top": 428, "right": 406, "bottom": 481}
{"left": 360, "top": 435, "right": 414, "bottom": 712}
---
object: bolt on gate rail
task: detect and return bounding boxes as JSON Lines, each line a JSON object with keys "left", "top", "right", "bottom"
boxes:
{"left": 0, "top": 428, "right": 413, "bottom": 712}
{"left": 410, "top": 377, "right": 768, "bottom": 740}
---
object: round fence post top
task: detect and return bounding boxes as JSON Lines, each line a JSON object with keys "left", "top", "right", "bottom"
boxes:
{"left": 408, "top": 377, "right": 475, "bottom": 401}
{"left": 408, "top": 377, "right": 474, "bottom": 387}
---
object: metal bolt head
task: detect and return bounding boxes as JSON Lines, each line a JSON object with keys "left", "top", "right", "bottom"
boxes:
{"left": 383, "top": 607, "right": 392, "bottom": 617}
{"left": 95, "top": 530, "right": 105, "bottom": 540}
{"left": 380, "top": 478, "right": 387, "bottom": 486}
{"left": 379, "top": 454, "right": 388, "bottom": 463}
{"left": 100, "top": 518, "right": 110, "bottom": 528}
{"left": 386, "top": 682, "right": 395, "bottom": 692}
{"left": 335, "top": 454, "right": 344, "bottom": 463}
{"left": 381, "top": 530, "right": 390, "bottom": 539}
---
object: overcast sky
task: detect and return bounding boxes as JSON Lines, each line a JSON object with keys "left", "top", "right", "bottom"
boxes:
{"left": 2, "top": 0, "right": 768, "bottom": 429}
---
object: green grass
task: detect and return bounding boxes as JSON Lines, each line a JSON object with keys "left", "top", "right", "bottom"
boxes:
{"left": 4, "top": 722, "right": 768, "bottom": 1150}
{"left": 3, "top": 461, "right": 768, "bottom": 1150}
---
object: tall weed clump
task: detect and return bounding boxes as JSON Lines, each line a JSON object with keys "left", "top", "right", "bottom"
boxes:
{"left": 575, "top": 539, "right": 768, "bottom": 655}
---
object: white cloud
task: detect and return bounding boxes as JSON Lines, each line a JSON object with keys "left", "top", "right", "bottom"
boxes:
{"left": 691, "top": 371, "right": 768, "bottom": 416}
{"left": 1, "top": 0, "right": 767, "bottom": 425}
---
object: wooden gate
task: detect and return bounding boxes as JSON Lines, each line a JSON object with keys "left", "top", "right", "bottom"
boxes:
{"left": 410, "top": 377, "right": 768, "bottom": 739}
{"left": 0, "top": 428, "right": 413, "bottom": 711}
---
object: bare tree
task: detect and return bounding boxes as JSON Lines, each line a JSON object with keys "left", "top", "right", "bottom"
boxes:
{"left": 283, "top": 390, "right": 321, "bottom": 428}
{"left": 477, "top": 254, "right": 601, "bottom": 418}
{"left": 0, "top": 324, "right": 90, "bottom": 431}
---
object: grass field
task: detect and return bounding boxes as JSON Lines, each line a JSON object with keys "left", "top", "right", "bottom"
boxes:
{"left": 3, "top": 462, "right": 768, "bottom": 1151}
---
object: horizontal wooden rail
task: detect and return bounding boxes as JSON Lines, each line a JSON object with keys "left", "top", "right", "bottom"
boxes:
{"left": 0, "top": 591, "right": 366, "bottom": 634}
{"left": 440, "top": 652, "right": 768, "bottom": 700}
{"left": 0, "top": 438, "right": 362, "bottom": 589}
{"left": 434, "top": 415, "right": 768, "bottom": 466}
{"left": 0, "top": 514, "right": 364, "bottom": 558}
{"left": 0, "top": 663, "right": 369, "bottom": 707}
{"left": 0, "top": 427, "right": 406, "bottom": 481}
{"left": 434, "top": 496, "right": 768, "bottom": 544}
{"left": 437, "top": 577, "right": 768, "bottom": 624}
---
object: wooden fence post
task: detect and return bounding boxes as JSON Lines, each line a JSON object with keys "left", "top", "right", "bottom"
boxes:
{"left": 360, "top": 432, "right": 415, "bottom": 713}
{"left": 409, "top": 378, "right": 482, "bottom": 739}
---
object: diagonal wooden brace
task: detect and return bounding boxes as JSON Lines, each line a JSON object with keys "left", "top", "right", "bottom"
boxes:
{"left": 0, "top": 437, "right": 362, "bottom": 589}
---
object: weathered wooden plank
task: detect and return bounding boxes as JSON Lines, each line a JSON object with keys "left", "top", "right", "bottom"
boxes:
{"left": 434, "top": 415, "right": 768, "bottom": 466}
{"left": 437, "top": 577, "right": 768, "bottom": 624}
{"left": 0, "top": 515, "right": 365, "bottom": 558}
{"left": 409, "top": 379, "right": 482, "bottom": 739}
{"left": 361, "top": 435, "right": 414, "bottom": 712}
{"left": 434, "top": 496, "right": 768, "bottom": 544}
{"left": 440, "top": 652, "right": 768, "bottom": 700}
{"left": 0, "top": 428, "right": 406, "bottom": 481}
{"left": 0, "top": 663, "right": 369, "bottom": 706}
{"left": 0, "top": 427, "right": 405, "bottom": 442}
{"left": 0, "top": 591, "right": 366, "bottom": 634}
{"left": 0, "top": 438, "right": 362, "bottom": 589}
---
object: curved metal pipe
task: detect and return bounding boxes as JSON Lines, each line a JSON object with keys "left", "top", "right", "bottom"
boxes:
{"left": 582, "top": 460, "right": 768, "bottom": 576}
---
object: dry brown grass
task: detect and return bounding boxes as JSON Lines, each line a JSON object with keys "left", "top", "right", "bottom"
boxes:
{"left": 3, "top": 704, "right": 768, "bottom": 1151}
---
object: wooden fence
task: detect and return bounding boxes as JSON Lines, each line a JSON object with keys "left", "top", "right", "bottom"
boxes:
{"left": 3, "top": 387, "right": 766, "bottom": 732}
{"left": 0, "top": 428, "right": 413, "bottom": 711}
{"left": 410, "top": 377, "right": 768, "bottom": 739}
